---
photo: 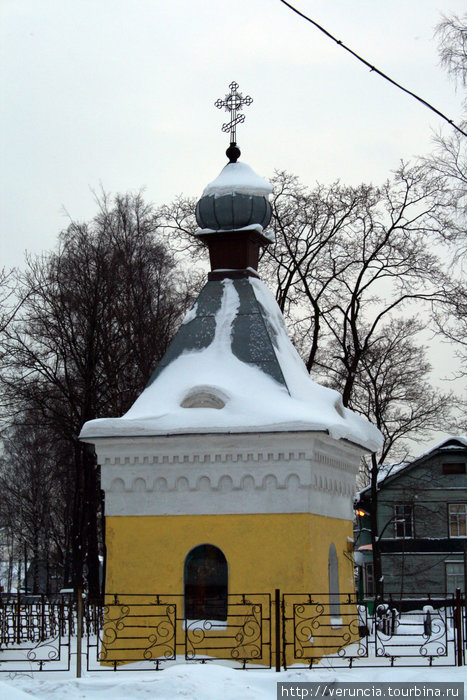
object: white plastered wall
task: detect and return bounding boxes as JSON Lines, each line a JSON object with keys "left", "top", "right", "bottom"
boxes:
{"left": 86, "top": 431, "right": 364, "bottom": 520}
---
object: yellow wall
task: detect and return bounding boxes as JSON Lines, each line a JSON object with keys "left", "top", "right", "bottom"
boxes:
{"left": 102, "top": 512, "right": 357, "bottom": 667}
{"left": 106, "top": 512, "right": 354, "bottom": 594}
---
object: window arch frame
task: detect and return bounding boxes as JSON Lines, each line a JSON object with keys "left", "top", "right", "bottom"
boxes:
{"left": 328, "top": 542, "right": 342, "bottom": 627}
{"left": 184, "top": 544, "right": 228, "bottom": 622}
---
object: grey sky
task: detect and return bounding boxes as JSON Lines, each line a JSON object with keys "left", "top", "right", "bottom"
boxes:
{"left": 1, "top": 0, "right": 465, "bottom": 269}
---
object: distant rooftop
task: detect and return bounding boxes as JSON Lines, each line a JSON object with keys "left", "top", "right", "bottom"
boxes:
{"left": 357, "top": 436, "right": 467, "bottom": 497}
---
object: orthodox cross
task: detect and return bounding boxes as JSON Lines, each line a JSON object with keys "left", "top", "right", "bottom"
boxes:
{"left": 215, "top": 81, "right": 253, "bottom": 146}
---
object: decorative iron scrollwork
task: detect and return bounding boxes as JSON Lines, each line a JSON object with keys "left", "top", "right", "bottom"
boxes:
{"left": 231, "top": 603, "right": 262, "bottom": 660}
{"left": 99, "top": 604, "right": 130, "bottom": 660}
{"left": 144, "top": 604, "right": 176, "bottom": 661}
{"left": 284, "top": 594, "right": 368, "bottom": 666}
{"left": 26, "top": 636, "right": 61, "bottom": 663}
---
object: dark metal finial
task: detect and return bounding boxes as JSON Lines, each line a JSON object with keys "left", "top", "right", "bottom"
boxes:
{"left": 226, "top": 143, "right": 241, "bottom": 163}
{"left": 215, "top": 81, "right": 252, "bottom": 156}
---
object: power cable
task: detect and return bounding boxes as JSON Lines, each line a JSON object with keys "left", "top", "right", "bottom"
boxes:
{"left": 279, "top": 0, "right": 467, "bottom": 138}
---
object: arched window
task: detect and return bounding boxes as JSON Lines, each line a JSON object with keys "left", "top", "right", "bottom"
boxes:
{"left": 328, "top": 542, "right": 341, "bottom": 625}
{"left": 184, "top": 544, "right": 228, "bottom": 621}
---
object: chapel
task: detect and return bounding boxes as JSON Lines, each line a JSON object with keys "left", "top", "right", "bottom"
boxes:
{"left": 79, "top": 82, "right": 382, "bottom": 665}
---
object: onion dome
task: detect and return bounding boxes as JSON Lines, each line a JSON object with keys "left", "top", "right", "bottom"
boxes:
{"left": 195, "top": 155, "right": 273, "bottom": 280}
{"left": 196, "top": 161, "right": 273, "bottom": 232}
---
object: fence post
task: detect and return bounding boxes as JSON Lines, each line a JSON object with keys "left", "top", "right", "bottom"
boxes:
{"left": 454, "top": 587, "right": 463, "bottom": 667}
{"left": 76, "top": 587, "right": 83, "bottom": 678}
{"left": 41, "top": 593, "right": 46, "bottom": 641}
{"left": 275, "top": 588, "right": 281, "bottom": 672}
{"left": 16, "top": 590, "right": 21, "bottom": 645}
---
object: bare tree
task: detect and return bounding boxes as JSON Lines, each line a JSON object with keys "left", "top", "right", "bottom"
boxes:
{"left": 436, "top": 13, "right": 467, "bottom": 97}
{"left": 0, "top": 420, "right": 71, "bottom": 593}
{"left": 264, "top": 164, "right": 451, "bottom": 406}
{"left": 260, "top": 172, "right": 375, "bottom": 372}
{"left": 157, "top": 195, "right": 205, "bottom": 266}
{"left": 347, "top": 318, "right": 451, "bottom": 465}
{"left": 0, "top": 269, "right": 31, "bottom": 396}
{"left": 419, "top": 14, "right": 467, "bottom": 375}
{"left": 0, "top": 192, "right": 197, "bottom": 595}
{"left": 430, "top": 281, "right": 467, "bottom": 381}
{"left": 347, "top": 317, "right": 453, "bottom": 595}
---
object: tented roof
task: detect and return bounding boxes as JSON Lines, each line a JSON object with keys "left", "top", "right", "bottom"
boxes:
{"left": 80, "top": 277, "right": 383, "bottom": 452}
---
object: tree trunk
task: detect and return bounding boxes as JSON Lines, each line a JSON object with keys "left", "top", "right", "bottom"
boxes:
{"left": 84, "top": 446, "right": 101, "bottom": 599}
{"left": 72, "top": 445, "right": 85, "bottom": 592}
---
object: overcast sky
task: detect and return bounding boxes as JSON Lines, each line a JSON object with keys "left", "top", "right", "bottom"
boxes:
{"left": 1, "top": 1, "right": 465, "bottom": 448}
{"left": 1, "top": 0, "right": 465, "bottom": 269}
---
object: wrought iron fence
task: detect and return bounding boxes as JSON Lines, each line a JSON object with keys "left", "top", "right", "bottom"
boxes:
{"left": 282, "top": 592, "right": 367, "bottom": 668}
{"left": 86, "top": 593, "right": 271, "bottom": 671}
{"left": 0, "top": 595, "right": 73, "bottom": 672}
{"left": 0, "top": 590, "right": 464, "bottom": 674}
{"left": 281, "top": 592, "right": 465, "bottom": 669}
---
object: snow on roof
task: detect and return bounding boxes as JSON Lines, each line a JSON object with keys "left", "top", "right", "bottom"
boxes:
{"left": 388, "top": 436, "right": 467, "bottom": 477}
{"left": 80, "top": 278, "right": 382, "bottom": 452}
{"left": 417, "top": 435, "right": 467, "bottom": 457}
{"left": 357, "top": 436, "right": 467, "bottom": 497}
{"left": 357, "top": 461, "right": 409, "bottom": 497}
{"left": 377, "top": 461, "right": 409, "bottom": 481}
{"left": 201, "top": 162, "right": 273, "bottom": 198}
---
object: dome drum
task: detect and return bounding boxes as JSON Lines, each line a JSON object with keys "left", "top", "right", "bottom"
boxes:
{"left": 198, "top": 229, "right": 268, "bottom": 278}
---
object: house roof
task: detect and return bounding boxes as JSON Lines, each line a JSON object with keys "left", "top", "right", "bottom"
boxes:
{"left": 357, "top": 436, "right": 467, "bottom": 497}
{"left": 79, "top": 276, "right": 383, "bottom": 451}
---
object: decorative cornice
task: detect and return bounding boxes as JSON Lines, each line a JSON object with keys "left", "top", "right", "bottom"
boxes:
{"left": 107, "top": 470, "right": 355, "bottom": 498}
{"left": 95, "top": 431, "right": 360, "bottom": 519}
{"left": 102, "top": 450, "right": 308, "bottom": 467}
{"left": 313, "top": 437, "right": 361, "bottom": 473}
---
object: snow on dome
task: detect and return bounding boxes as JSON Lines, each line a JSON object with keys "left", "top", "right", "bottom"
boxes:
{"left": 202, "top": 162, "right": 273, "bottom": 198}
{"left": 80, "top": 278, "right": 383, "bottom": 453}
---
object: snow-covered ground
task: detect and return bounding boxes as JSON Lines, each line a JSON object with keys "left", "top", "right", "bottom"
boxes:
{"left": 1, "top": 662, "right": 466, "bottom": 700}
